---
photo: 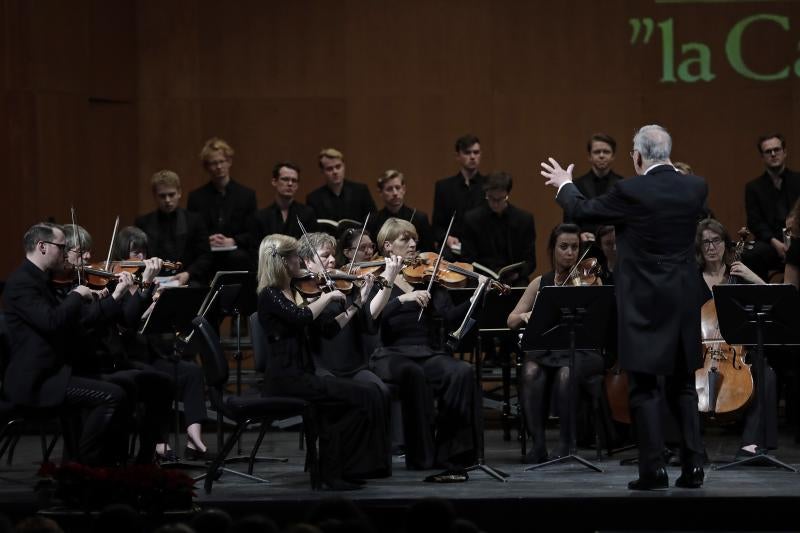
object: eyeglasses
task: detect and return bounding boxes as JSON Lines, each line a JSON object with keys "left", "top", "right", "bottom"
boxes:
{"left": 347, "top": 244, "right": 375, "bottom": 252}
{"left": 41, "top": 240, "right": 66, "bottom": 251}
{"left": 701, "top": 237, "right": 724, "bottom": 248}
{"left": 762, "top": 147, "right": 783, "bottom": 156}
{"left": 629, "top": 150, "right": 637, "bottom": 158}
{"left": 486, "top": 195, "right": 509, "bottom": 204}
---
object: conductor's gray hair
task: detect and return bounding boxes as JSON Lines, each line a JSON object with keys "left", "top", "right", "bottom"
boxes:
{"left": 633, "top": 124, "right": 672, "bottom": 162}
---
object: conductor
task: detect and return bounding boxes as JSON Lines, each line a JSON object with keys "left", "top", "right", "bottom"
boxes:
{"left": 541, "top": 124, "right": 707, "bottom": 490}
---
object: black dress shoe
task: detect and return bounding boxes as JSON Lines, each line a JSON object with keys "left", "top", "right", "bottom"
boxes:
{"left": 628, "top": 467, "right": 668, "bottom": 490}
{"left": 522, "top": 446, "right": 549, "bottom": 465}
{"left": 675, "top": 466, "right": 704, "bottom": 488}
{"left": 183, "top": 446, "right": 217, "bottom": 462}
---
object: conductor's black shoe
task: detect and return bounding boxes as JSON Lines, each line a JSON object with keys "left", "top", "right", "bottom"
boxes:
{"left": 628, "top": 467, "right": 668, "bottom": 490}
{"left": 675, "top": 466, "right": 704, "bottom": 488}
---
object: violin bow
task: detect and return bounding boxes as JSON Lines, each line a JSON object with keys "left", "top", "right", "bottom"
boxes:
{"left": 409, "top": 208, "right": 416, "bottom": 223}
{"left": 418, "top": 212, "right": 455, "bottom": 321}
{"left": 346, "top": 212, "right": 370, "bottom": 275}
{"left": 296, "top": 216, "right": 335, "bottom": 291}
{"left": 559, "top": 242, "right": 593, "bottom": 287}
{"left": 69, "top": 206, "right": 83, "bottom": 286}
{"left": 104, "top": 216, "right": 120, "bottom": 271}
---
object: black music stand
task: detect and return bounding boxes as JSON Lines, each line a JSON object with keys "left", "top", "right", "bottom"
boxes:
{"left": 521, "top": 285, "right": 614, "bottom": 473}
{"left": 712, "top": 284, "right": 800, "bottom": 472}
{"left": 139, "top": 286, "right": 207, "bottom": 467}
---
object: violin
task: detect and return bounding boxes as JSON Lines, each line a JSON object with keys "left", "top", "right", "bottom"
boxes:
{"left": 555, "top": 257, "right": 602, "bottom": 286}
{"left": 695, "top": 227, "right": 754, "bottom": 416}
{"left": 402, "top": 252, "right": 511, "bottom": 294}
{"left": 292, "top": 269, "right": 388, "bottom": 298}
{"left": 352, "top": 257, "right": 419, "bottom": 277}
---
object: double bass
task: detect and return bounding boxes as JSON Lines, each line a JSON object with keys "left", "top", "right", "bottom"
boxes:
{"left": 695, "top": 228, "right": 754, "bottom": 416}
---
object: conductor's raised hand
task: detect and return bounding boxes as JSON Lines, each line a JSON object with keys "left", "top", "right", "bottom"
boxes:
{"left": 540, "top": 157, "right": 574, "bottom": 189}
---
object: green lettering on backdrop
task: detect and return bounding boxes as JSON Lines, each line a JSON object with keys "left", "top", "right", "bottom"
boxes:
{"left": 659, "top": 18, "right": 677, "bottom": 82}
{"left": 725, "top": 14, "right": 790, "bottom": 81}
{"left": 678, "top": 43, "right": 715, "bottom": 82}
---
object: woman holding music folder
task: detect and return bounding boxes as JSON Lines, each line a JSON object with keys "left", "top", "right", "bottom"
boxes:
{"left": 507, "top": 223, "right": 605, "bottom": 464}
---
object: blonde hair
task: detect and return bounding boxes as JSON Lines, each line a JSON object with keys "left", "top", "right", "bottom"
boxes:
{"left": 200, "top": 137, "right": 234, "bottom": 163}
{"left": 297, "top": 232, "right": 336, "bottom": 261}
{"left": 151, "top": 169, "right": 181, "bottom": 191}
{"left": 377, "top": 169, "right": 404, "bottom": 190}
{"left": 257, "top": 234, "right": 299, "bottom": 293}
{"left": 377, "top": 218, "right": 418, "bottom": 255}
{"left": 318, "top": 148, "right": 344, "bottom": 168}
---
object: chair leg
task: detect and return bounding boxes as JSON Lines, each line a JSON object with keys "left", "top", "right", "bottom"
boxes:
{"left": 199, "top": 421, "right": 249, "bottom": 494}
{"left": 247, "top": 422, "right": 269, "bottom": 475}
{"left": 302, "top": 408, "right": 320, "bottom": 490}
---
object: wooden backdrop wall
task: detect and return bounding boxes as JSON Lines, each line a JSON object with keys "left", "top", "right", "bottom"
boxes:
{"left": 3, "top": 0, "right": 800, "bottom": 280}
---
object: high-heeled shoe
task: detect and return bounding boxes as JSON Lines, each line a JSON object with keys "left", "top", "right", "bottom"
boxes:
{"left": 183, "top": 446, "right": 217, "bottom": 462}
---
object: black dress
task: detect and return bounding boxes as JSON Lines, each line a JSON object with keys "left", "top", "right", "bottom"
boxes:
{"left": 257, "top": 287, "right": 391, "bottom": 480}
{"left": 370, "top": 284, "right": 483, "bottom": 470}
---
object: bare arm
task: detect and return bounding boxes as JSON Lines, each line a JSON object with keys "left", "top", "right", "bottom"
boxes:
{"left": 507, "top": 276, "right": 541, "bottom": 330}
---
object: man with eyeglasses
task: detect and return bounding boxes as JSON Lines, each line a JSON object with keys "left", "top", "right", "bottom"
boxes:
{"left": 460, "top": 171, "right": 536, "bottom": 286}
{"left": 3, "top": 223, "right": 126, "bottom": 466}
{"left": 187, "top": 137, "right": 257, "bottom": 272}
{"left": 367, "top": 169, "right": 433, "bottom": 252}
{"left": 247, "top": 161, "right": 317, "bottom": 265}
{"left": 742, "top": 133, "right": 800, "bottom": 282}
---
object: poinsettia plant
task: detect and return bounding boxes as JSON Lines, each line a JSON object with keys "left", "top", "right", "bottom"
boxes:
{"left": 37, "top": 462, "right": 196, "bottom": 512}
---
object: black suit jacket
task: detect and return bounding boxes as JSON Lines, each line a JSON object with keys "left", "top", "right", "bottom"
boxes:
{"left": 460, "top": 203, "right": 536, "bottom": 283}
{"left": 306, "top": 180, "right": 375, "bottom": 224}
{"left": 744, "top": 169, "right": 800, "bottom": 243}
{"left": 2, "top": 260, "right": 83, "bottom": 407}
{"left": 134, "top": 208, "right": 213, "bottom": 285}
{"left": 247, "top": 201, "right": 317, "bottom": 256}
{"left": 432, "top": 172, "right": 486, "bottom": 244}
{"left": 187, "top": 179, "right": 257, "bottom": 247}
{"left": 367, "top": 205, "right": 433, "bottom": 252}
{"left": 557, "top": 165, "right": 708, "bottom": 375}
{"left": 565, "top": 170, "right": 623, "bottom": 233}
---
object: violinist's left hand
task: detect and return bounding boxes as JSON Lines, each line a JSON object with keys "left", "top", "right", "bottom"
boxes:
{"left": 112, "top": 270, "right": 135, "bottom": 299}
{"left": 541, "top": 157, "right": 574, "bottom": 190}
{"left": 141, "top": 258, "right": 163, "bottom": 283}
{"left": 357, "top": 274, "right": 375, "bottom": 306}
{"left": 382, "top": 255, "right": 403, "bottom": 284}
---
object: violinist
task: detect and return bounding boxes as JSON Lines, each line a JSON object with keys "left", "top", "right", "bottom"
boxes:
{"left": 369, "top": 217, "right": 485, "bottom": 473}
{"left": 696, "top": 219, "right": 775, "bottom": 460}
{"left": 55, "top": 224, "right": 174, "bottom": 464}
{"left": 596, "top": 225, "right": 616, "bottom": 284}
{"left": 110, "top": 225, "right": 213, "bottom": 462}
{"left": 257, "top": 234, "right": 392, "bottom": 489}
{"left": 507, "top": 223, "right": 605, "bottom": 463}
{"left": 335, "top": 226, "right": 376, "bottom": 268}
{"left": 3, "top": 223, "right": 125, "bottom": 466}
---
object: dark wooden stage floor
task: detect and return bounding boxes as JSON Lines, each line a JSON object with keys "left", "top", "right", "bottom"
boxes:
{"left": 2, "top": 421, "right": 800, "bottom": 532}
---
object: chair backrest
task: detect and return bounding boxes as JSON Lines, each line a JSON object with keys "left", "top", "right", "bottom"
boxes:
{"left": 191, "top": 316, "right": 229, "bottom": 391}
{"left": 248, "top": 311, "right": 268, "bottom": 374}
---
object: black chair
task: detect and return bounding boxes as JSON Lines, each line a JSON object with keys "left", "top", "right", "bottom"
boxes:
{"left": 190, "top": 316, "right": 317, "bottom": 493}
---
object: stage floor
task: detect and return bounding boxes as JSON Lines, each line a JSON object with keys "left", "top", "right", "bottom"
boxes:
{"left": 2, "top": 422, "right": 800, "bottom": 532}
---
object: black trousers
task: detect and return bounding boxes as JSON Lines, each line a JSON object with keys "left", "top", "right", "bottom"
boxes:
{"left": 372, "top": 353, "right": 482, "bottom": 470}
{"left": 741, "top": 361, "right": 778, "bottom": 449}
{"left": 628, "top": 355, "right": 704, "bottom": 477}
{"left": 63, "top": 376, "right": 125, "bottom": 466}
{"left": 151, "top": 358, "right": 208, "bottom": 427}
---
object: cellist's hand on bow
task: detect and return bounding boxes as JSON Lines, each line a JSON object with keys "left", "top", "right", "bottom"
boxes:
{"left": 541, "top": 157, "right": 574, "bottom": 189}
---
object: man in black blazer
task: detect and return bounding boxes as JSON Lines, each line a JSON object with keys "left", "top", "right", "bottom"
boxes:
{"left": 3, "top": 223, "right": 125, "bottom": 465}
{"left": 542, "top": 125, "right": 707, "bottom": 490}
{"left": 187, "top": 137, "right": 257, "bottom": 272}
{"left": 742, "top": 133, "right": 800, "bottom": 281}
{"left": 367, "top": 169, "right": 433, "bottom": 252}
{"left": 306, "top": 148, "right": 375, "bottom": 229}
{"left": 566, "top": 133, "right": 624, "bottom": 240}
{"left": 247, "top": 161, "right": 317, "bottom": 262}
{"left": 460, "top": 171, "right": 536, "bottom": 286}
{"left": 135, "top": 170, "right": 213, "bottom": 286}
{"left": 432, "top": 134, "right": 486, "bottom": 257}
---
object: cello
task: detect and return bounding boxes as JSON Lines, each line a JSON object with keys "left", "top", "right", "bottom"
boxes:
{"left": 695, "top": 227, "right": 754, "bottom": 416}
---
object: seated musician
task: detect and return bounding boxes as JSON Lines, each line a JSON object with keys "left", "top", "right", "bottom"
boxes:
{"left": 256, "top": 234, "right": 392, "bottom": 490}
{"left": 3, "top": 223, "right": 125, "bottom": 466}
{"left": 335, "top": 226, "right": 376, "bottom": 268}
{"left": 695, "top": 218, "right": 774, "bottom": 459}
{"left": 369, "top": 217, "right": 485, "bottom": 472}
{"left": 55, "top": 224, "right": 173, "bottom": 464}
{"left": 507, "top": 223, "right": 605, "bottom": 463}
{"left": 785, "top": 199, "right": 800, "bottom": 288}
{"left": 111, "top": 225, "right": 213, "bottom": 462}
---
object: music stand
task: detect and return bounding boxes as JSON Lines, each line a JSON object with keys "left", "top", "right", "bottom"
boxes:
{"left": 712, "top": 284, "right": 800, "bottom": 472}
{"left": 447, "top": 289, "right": 508, "bottom": 483}
{"left": 521, "top": 285, "right": 614, "bottom": 473}
{"left": 139, "top": 286, "right": 207, "bottom": 468}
